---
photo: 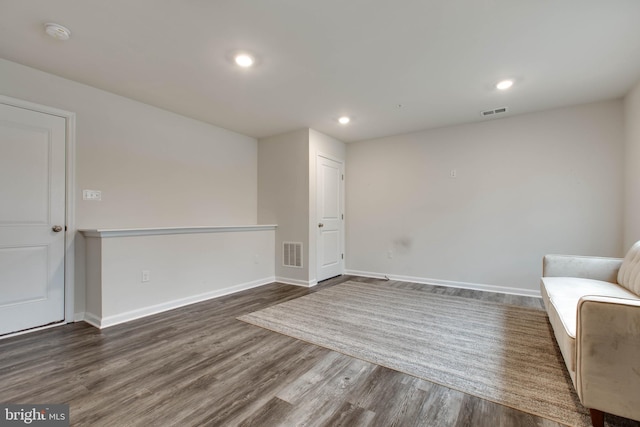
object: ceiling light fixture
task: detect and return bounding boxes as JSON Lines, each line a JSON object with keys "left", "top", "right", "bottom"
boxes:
{"left": 234, "top": 53, "right": 255, "bottom": 68}
{"left": 44, "top": 23, "right": 71, "bottom": 41}
{"left": 496, "top": 79, "right": 514, "bottom": 90}
{"left": 338, "top": 116, "right": 350, "bottom": 125}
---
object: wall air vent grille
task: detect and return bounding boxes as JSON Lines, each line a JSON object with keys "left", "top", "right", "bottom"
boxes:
{"left": 481, "top": 107, "right": 508, "bottom": 117}
{"left": 283, "top": 242, "right": 303, "bottom": 268}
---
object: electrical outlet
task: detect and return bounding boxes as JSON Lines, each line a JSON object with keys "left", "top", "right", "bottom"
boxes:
{"left": 450, "top": 169, "right": 457, "bottom": 178}
{"left": 141, "top": 270, "right": 150, "bottom": 282}
{"left": 387, "top": 250, "right": 394, "bottom": 259}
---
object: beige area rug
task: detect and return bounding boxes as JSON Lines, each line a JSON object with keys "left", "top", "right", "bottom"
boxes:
{"left": 239, "top": 280, "right": 593, "bottom": 427}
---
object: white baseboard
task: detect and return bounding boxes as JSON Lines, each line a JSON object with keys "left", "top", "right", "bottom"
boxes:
{"left": 83, "top": 312, "right": 101, "bottom": 328}
{"left": 345, "top": 270, "right": 541, "bottom": 298}
{"left": 80, "top": 271, "right": 540, "bottom": 330}
{"left": 85, "top": 277, "right": 275, "bottom": 329}
{"left": 74, "top": 312, "right": 85, "bottom": 322}
{"left": 275, "top": 276, "right": 318, "bottom": 287}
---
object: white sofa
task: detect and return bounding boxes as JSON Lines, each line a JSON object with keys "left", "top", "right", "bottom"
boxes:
{"left": 540, "top": 241, "right": 640, "bottom": 427}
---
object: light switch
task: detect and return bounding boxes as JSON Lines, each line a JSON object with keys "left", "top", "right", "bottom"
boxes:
{"left": 83, "top": 189, "right": 102, "bottom": 201}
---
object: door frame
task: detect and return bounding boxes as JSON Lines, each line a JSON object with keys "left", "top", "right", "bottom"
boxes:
{"left": 0, "top": 95, "right": 77, "bottom": 330}
{"left": 315, "top": 152, "right": 345, "bottom": 282}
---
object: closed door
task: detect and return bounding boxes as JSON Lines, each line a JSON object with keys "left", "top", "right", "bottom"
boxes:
{"left": 0, "top": 103, "right": 66, "bottom": 336}
{"left": 317, "top": 155, "right": 344, "bottom": 282}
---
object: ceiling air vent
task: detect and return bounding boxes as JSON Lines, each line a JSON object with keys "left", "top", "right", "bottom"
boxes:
{"left": 481, "top": 107, "right": 508, "bottom": 117}
{"left": 283, "top": 242, "right": 303, "bottom": 268}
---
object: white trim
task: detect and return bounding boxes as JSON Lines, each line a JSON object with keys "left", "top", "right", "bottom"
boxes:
{"left": 276, "top": 276, "right": 318, "bottom": 287}
{"left": 345, "top": 270, "right": 541, "bottom": 298}
{"left": 0, "top": 95, "right": 77, "bottom": 327}
{"left": 0, "top": 321, "right": 66, "bottom": 341}
{"left": 79, "top": 224, "right": 277, "bottom": 238}
{"left": 0, "top": 95, "right": 77, "bottom": 119}
{"left": 87, "top": 277, "right": 275, "bottom": 329}
{"left": 64, "top": 113, "right": 76, "bottom": 324}
{"left": 83, "top": 312, "right": 101, "bottom": 329}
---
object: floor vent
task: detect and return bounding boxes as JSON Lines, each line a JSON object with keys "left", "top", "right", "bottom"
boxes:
{"left": 283, "top": 242, "right": 303, "bottom": 268}
{"left": 481, "top": 106, "right": 508, "bottom": 117}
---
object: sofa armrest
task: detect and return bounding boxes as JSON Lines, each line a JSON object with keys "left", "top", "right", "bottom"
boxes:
{"left": 542, "top": 255, "right": 622, "bottom": 283}
{"left": 576, "top": 296, "right": 640, "bottom": 421}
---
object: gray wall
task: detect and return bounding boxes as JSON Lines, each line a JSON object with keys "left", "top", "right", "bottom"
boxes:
{"left": 3, "top": 56, "right": 635, "bottom": 302}
{"left": 258, "top": 128, "right": 346, "bottom": 285}
{"left": 258, "top": 129, "right": 311, "bottom": 284}
{"left": 0, "top": 59, "right": 257, "bottom": 229}
{"left": 624, "top": 80, "right": 640, "bottom": 251}
{"left": 346, "top": 100, "right": 624, "bottom": 293}
{"left": 1, "top": 58, "right": 259, "bottom": 316}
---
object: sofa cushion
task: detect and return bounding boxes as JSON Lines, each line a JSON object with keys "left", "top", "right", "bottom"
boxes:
{"left": 618, "top": 241, "right": 640, "bottom": 295}
{"left": 541, "top": 282, "right": 577, "bottom": 382}
{"left": 540, "top": 277, "right": 638, "bottom": 374}
{"left": 542, "top": 277, "right": 638, "bottom": 337}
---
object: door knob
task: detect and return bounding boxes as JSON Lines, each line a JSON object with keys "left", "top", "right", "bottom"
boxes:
{"left": 52, "top": 225, "right": 63, "bottom": 232}
{"left": 318, "top": 223, "right": 324, "bottom": 228}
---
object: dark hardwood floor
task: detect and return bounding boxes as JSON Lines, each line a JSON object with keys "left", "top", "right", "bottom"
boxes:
{"left": 0, "top": 276, "right": 635, "bottom": 426}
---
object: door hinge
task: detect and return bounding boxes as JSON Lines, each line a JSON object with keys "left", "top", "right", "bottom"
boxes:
{"left": 341, "top": 253, "right": 344, "bottom": 260}
{"left": 341, "top": 214, "right": 344, "bottom": 220}
{"left": 65, "top": 225, "right": 67, "bottom": 231}
{"left": 341, "top": 174, "right": 344, "bottom": 181}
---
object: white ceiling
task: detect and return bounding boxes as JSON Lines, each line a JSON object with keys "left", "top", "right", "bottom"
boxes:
{"left": 2, "top": 0, "right": 640, "bottom": 142}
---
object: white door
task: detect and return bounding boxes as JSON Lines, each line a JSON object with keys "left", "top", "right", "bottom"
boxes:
{"left": 317, "top": 155, "right": 344, "bottom": 282}
{"left": 0, "top": 104, "right": 66, "bottom": 336}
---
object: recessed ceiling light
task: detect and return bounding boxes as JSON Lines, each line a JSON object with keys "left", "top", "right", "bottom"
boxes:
{"left": 496, "top": 80, "right": 514, "bottom": 90}
{"left": 44, "top": 23, "right": 71, "bottom": 41}
{"left": 234, "top": 53, "right": 254, "bottom": 68}
{"left": 338, "top": 116, "right": 350, "bottom": 125}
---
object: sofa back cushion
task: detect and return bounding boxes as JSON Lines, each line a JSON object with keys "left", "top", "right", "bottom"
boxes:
{"left": 618, "top": 241, "right": 640, "bottom": 295}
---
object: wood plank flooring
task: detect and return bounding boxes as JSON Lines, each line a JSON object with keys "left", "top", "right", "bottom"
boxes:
{"left": 0, "top": 276, "right": 637, "bottom": 426}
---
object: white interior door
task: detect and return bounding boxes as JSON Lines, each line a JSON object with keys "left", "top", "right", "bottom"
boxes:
{"left": 317, "top": 155, "right": 344, "bottom": 282}
{"left": 0, "top": 104, "right": 66, "bottom": 336}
